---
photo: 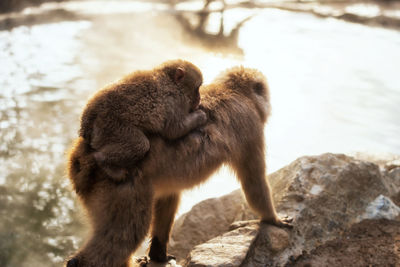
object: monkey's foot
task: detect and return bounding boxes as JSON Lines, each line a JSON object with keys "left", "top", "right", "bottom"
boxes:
{"left": 149, "top": 253, "right": 176, "bottom": 263}
{"left": 163, "top": 255, "right": 176, "bottom": 262}
{"left": 262, "top": 215, "right": 293, "bottom": 228}
{"left": 135, "top": 256, "right": 149, "bottom": 267}
{"left": 148, "top": 236, "right": 177, "bottom": 263}
{"left": 103, "top": 167, "right": 128, "bottom": 182}
{"left": 66, "top": 258, "right": 79, "bottom": 267}
{"left": 93, "top": 152, "right": 128, "bottom": 182}
{"left": 135, "top": 255, "right": 176, "bottom": 266}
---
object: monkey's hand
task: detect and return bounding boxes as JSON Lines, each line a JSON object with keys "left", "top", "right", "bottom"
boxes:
{"left": 262, "top": 215, "right": 293, "bottom": 228}
{"left": 163, "top": 109, "right": 207, "bottom": 140}
{"left": 192, "top": 109, "right": 207, "bottom": 126}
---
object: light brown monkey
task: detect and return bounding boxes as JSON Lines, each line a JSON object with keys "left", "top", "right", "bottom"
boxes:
{"left": 66, "top": 67, "right": 292, "bottom": 267}
{"left": 79, "top": 59, "right": 206, "bottom": 181}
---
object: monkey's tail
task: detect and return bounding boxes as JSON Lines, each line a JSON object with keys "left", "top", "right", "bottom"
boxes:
{"left": 67, "top": 137, "right": 97, "bottom": 196}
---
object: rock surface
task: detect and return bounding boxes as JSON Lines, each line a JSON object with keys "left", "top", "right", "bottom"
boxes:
{"left": 169, "top": 190, "right": 258, "bottom": 263}
{"left": 358, "top": 194, "right": 400, "bottom": 221}
{"left": 170, "top": 153, "right": 400, "bottom": 267}
{"left": 288, "top": 219, "right": 400, "bottom": 267}
{"left": 131, "top": 257, "right": 181, "bottom": 267}
{"left": 187, "top": 225, "right": 259, "bottom": 267}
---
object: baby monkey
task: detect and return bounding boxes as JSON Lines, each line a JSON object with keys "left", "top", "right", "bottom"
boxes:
{"left": 79, "top": 60, "right": 206, "bottom": 181}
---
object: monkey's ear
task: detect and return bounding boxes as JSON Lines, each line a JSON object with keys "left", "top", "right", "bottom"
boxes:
{"left": 174, "top": 67, "right": 185, "bottom": 83}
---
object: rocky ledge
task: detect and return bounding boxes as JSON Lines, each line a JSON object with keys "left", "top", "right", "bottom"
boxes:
{"left": 165, "top": 153, "right": 400, "bottom": 267}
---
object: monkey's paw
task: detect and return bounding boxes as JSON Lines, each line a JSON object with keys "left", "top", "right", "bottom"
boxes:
{"left": 103, "top": 167, "right": 128, "bottom": 182}
{"left": 150, "top": 254, "right": 176, "bottom": 264}
{"left": 66, "top": 258, "right": 79, "bottom": 267}
{"left": 135, "top": 255, "right": 176, "bottom": 266}
{"left": 135, "top": 256, "right": 149, "bottom": 267}
{"left": 194, "top": 109, "right": 207, "bottom": 126}
{"left": 165, "top": 255, "right": 176, "bottom": 262}
{"left": 262, "top": 215, "right": 293, "bottom": 228}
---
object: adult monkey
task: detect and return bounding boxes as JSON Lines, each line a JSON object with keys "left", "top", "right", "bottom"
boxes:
{"left": 67, "top": 67, "right": 292, "bottom": 267}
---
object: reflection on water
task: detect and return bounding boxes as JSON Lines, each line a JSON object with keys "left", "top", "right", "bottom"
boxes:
{"left": 0, "top": 1, "right": 399, "bottom": 265}
{"left": 0, "top": 20, "right": 92, "bottom": 158}
{"left": 173, "top": 1, "right": 253, "bottom": 54}
{"left": 39, "top": 1, "right": 169, "bottom": 15}
{"left": 0, "top": 19, "right": 93, "bottom": 266}
{"left": 345, "top": 4, "right": 381, "bottom": 17}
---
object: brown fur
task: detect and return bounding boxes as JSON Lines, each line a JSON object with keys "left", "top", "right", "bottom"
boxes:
{"left": 67, "top": 137, "right": 153, "bottom": 267}
{"left": 79, "top": 59, "right": 206, "bottom": 182}
{"left": 66, "top": 67, "right": 291, "bottom": 267}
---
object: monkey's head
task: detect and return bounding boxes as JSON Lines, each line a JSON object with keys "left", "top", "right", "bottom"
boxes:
{"left": 217, "top": 66, "right": 271, "bottom": 122}
{"left": 160, "top": 59, "right": 203, "bottom": 112}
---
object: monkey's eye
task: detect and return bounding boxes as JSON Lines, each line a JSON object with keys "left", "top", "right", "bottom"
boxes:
{"left": 253, "top": 82, "right": 264, "bottom": 95}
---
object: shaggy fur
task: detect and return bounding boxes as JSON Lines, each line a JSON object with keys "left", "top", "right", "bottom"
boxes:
{"left": 79, "top": 59, "right": 206, "bottom": 182}
{"left": 66, "top": 67, "right": 291, "bottom": 267}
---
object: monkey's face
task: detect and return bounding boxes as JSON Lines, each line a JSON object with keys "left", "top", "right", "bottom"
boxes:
{"left": 182, "top": 69, "right": 202, "bottom": 112}
{"left": 249, "top": 78, "right": 270, "bottom": 123}
{"left": 188, "top": 85, "right": 201, "bottom": 112}
{"left": 163, "top": 59, "right": 203, "bottom": 112}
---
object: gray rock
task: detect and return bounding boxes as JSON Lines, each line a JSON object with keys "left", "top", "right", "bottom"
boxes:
{"left": 169, "top": 190, "right": 258, "bottom": 263}
{"left": 263, "top": 153, "right": 392, "bottom": 266}
{"left": 171, "top": 153, "right": 400, "bottom": 267}
{"left": 352, "top": 152, "right": 400, "bottom": 200}
{"left": 186, "top": 225, "right": 259, "bottom": 267}
{"left": 357, "top": 194, "right": 400, "bottom": 221}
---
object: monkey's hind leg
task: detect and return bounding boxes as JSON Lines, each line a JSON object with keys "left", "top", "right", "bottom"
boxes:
{"left": 148, "top": 194, "right": 180, "bottom": 263}
{"left": 72, "top": 175, "right": 153, "bottom": 267}
{"left": 93, "top": 128, "right": 150, "bottom": 182}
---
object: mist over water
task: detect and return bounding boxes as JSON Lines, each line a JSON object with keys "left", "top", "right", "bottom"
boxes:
{"left": 0, "top": 1, "right": 399, "bottom": 264}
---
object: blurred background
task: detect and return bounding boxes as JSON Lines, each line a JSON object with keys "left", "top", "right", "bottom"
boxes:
{"left": 0, "top": 0, "right": 399, "bottom": 266}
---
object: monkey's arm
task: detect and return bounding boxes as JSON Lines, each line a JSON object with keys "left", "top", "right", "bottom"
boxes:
{"left": 162, "top": 109, "right": 207, "bottom": 140}
{"left": 234, "top": 146, "right": 293, "bottom": 228}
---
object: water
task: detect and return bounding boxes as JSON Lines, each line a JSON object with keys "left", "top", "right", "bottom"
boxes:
{"left": 0, "top": 1, "right": 399, "bottom": 265}
{"left": 239, "top": 9, "right": 400, "bottom": 164}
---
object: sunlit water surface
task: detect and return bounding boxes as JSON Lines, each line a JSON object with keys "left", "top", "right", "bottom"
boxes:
{"left": 1, "top": 1, "right": 400, "bottom": 263}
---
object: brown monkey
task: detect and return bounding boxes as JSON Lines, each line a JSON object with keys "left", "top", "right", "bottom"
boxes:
{"left": 142, "top": 67, "right": 292, "bottom": 263}
{"left": 79, "top": 59, "right": 206, "bottom": 181}
{"left": 66, "top": 67, "right": 292, "bottom": 267}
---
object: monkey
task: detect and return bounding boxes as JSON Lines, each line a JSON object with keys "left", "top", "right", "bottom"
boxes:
{"left": 66, "top": 66, "right": 292, "bottom": 267}
{"left": 79, "top": 59, "right": 206, "bottom": 181}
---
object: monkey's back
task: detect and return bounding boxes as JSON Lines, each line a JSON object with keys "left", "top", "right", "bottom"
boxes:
{"left": 142, "top": 68, "right": 270, "bottom": 195}
{"left": 79, "top": 72, "right": 174, "bottom": 147}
